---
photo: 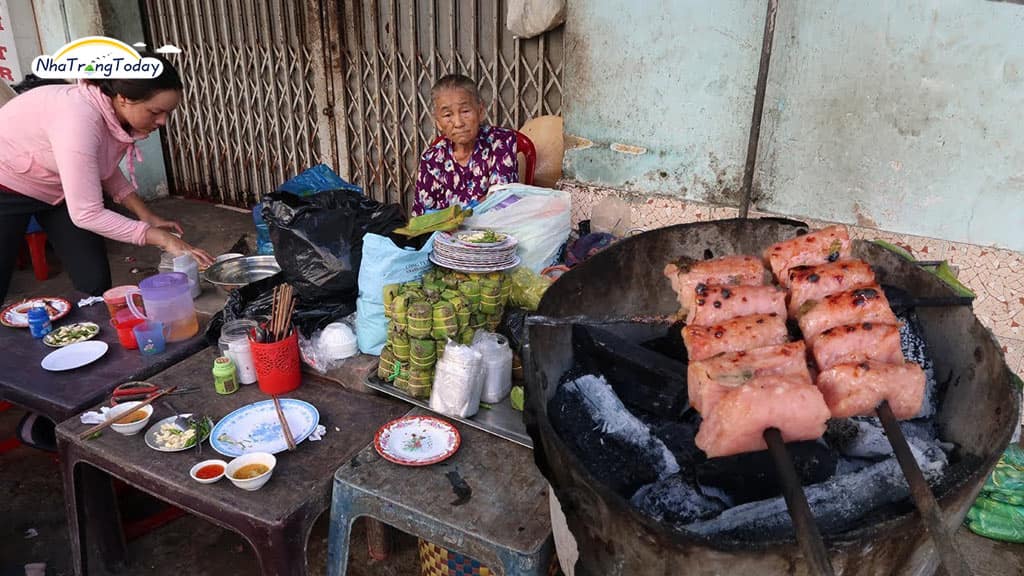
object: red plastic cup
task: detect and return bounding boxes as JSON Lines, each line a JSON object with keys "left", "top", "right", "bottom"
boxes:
{"left": 111, "top": 316, "right": 145, "bottom": 350}
{"left": 248, "top": 330, "right": 301, "bottom": 395}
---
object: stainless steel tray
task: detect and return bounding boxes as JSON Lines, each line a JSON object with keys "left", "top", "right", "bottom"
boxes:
{"left": 363, "top": 373, "right": 532, "bottom": 448}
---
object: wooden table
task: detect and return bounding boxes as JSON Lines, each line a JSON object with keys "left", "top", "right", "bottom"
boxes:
{"left": 0, "top": 292, "right": 208, "bottom": 423}
{"left": 327, "top": 408, "right": 554, "bottom": 576}
{"left": 56, "top": 348, "right": 408, "bottom": 576}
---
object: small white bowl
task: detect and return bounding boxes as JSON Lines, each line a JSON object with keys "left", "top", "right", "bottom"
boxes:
{"left": 107, "top": 402, "right": 154, "bottom": 436}
{"left": 189, "top": 459, "right": 228, "bottom": 484}
{"left": 225, "top": 452, "right": 276, "bottom": 491}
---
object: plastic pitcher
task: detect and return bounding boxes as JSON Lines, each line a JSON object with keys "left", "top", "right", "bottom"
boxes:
{"left": 103, "top": 285, "right": 140, "bottom": 322}
{"left": 126, "top": 272, "right": 199, "bottom": 342}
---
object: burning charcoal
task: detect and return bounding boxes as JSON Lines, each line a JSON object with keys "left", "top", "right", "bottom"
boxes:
{"left": 695, "top": 440, "right": 838, "bottom": 505}
{"left": 549, "top": 374, "right": 679, "bottom": 497}
{"left": 825, "top": 417, "right": 942, "bottom": 461}
{"left": 631, "top": 474, "right": 727, "bottom": 526}
{"left": 686, "top": 437, "right": 949, "bottom": 540}
{"left": 573, "top": 325, "right": 689, "bottom": 418}
{"left": 644, "top": 412, "right": 706, "bottom": 471}
{"left": 897, "top": 310, "right": 939, "bottom": 419}
{"left": 640, "top": 319, "right": 688, "bottom": 364}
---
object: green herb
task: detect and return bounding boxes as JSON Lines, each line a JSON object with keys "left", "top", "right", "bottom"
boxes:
{"left": 509, "top": 386, "right": 524, "bottom": 411}
{"left": 86, "top": 431, "right": 103, "bottom": 440}
{"left": 478, "top": 402, "right": 493, "bottom": 410}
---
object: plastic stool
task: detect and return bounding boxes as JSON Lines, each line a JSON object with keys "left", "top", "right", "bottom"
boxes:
{"left": 18, "top": 217, "right": 48, "bottom": 281}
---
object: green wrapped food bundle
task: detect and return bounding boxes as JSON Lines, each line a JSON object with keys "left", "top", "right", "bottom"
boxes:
{"left": 392, "top": 333, "right": 410, "bottom": 362}
{"left": 410, "top": 338, "right": 437, "bottom": 369}
{"left": 383, "top": 284, "right": 400, "bottom": 319}
{"left": 435, "top": 338, "right": 448, "bottom": 359}
{"left": 432, "top": 301, "right": 458, "bottom": 340}
{"left": 394, "top": 367, "right": 410, "bottom": 392}
{"left": 459, "top": 281, "right": 481, "bottom": 307}
{"left": 392, "top": 294, "right": 409, "bottom": 331}
{"left": 408, "top": 369, "right": 433, "bottom": 398}
{"left": 407, "top": 301, "right": 433, "bottom": 339}
{"left": 479, "top": 280, "right": 502, "bottom": 315}
{"left": 378, "top": 346, "right": 398, "bottom": 381}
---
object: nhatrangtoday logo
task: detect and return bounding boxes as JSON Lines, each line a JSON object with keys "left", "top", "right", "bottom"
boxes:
{"left": 31, "top": 36, "right": 181, "bottom": 79}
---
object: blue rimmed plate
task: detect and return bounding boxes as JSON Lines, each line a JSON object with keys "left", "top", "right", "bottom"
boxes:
{"left": 210, "top": 399, "right": 319, "bottom": 457}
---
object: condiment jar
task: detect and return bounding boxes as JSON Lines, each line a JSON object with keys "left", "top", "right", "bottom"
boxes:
{"left": 219, "top": 319, "right": 258, "bottom": 384}
{"left": 212, "top": 356, "right": 239, "bottom": 395}
{"left": 27, "top": 305, "right": 52, "bottom": 339}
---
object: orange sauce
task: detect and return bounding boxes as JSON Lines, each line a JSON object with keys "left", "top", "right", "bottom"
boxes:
{"left": 233, "top": 463, "right": 269, "bottom": 480}
{"left": 115, "top": 409, "right": 147, "bottom": 424}
{"left": 196, "top": 464, "right": 224, "bottom": 479}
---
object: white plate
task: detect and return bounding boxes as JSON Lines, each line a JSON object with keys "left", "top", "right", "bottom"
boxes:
{"left": 145, "top": 414, "right": 212, "bottom": 452}
{"left": 40, "top": 341, "right": 109, "bottom": 371}
{"left": 374, "top": 415, "right": 461, "bottom": 466}
{"left": 429, "top": 253, "right": 521, "bottom": 273}
{"left": 209, "top": 399, "right": 320, "bottom": 457}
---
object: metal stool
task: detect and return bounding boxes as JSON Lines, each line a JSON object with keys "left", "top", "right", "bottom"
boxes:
{"left": 326, "top": 409, "right": 553, "bottom": 576}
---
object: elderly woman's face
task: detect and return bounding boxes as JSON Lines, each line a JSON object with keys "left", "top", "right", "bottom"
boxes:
{"left": 433, "top": 88, "right": 485, "bottom": 148}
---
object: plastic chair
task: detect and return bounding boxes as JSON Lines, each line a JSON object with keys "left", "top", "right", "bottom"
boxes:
{"left": 430, "top": 130, "right": 537, "bottom": 185}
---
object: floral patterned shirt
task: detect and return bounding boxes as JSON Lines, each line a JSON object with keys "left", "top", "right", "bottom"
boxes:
{"left": 412, "top": 124, "right": 518, "bottom": 216}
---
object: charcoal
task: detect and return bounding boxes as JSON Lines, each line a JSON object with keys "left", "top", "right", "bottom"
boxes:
{"left": 549, "top": 373, "right": 679, "bottom": 497}
{"left": 631, "top": 474, "right": 727, "bottom": 526}
{"left": 573, "top": 325, "right": 689, "bottom": 418}
{"left": 897, "top": 310, "right": 939, "bottom": 419}
{"left": 639, "top": 319, "right": 687, "bottom": 364}
{"left": 686, "top": 437, "right": 949, "bottom": 540}
{"left": 695, "top": 440, "right": 838, "bottom": 505}
{"left": 825, "top": 416, "right": 941, "bottom": 460}
{"left": 644, "top": 411, "right": 706, "bottom": 471}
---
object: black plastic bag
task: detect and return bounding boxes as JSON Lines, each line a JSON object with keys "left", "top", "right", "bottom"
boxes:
{"left": 261, "top": 189, "right": 406, "bottom": 301}
{"left": 205, "top": 272, "right": 356, "bottom": 345}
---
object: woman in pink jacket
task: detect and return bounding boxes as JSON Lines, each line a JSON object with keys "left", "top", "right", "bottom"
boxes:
{"left": 0, "top": 54, "right": 213, "bottom": 303}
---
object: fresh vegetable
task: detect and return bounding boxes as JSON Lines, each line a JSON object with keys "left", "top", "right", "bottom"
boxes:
{"left": 44, "top": 322, "right": 99, "bottom": 346}
{"left": 459, "top": 229, "right": 505, "bottom": 244}
{"left": 510, "top": 386, "right": 525, "bottom": 411}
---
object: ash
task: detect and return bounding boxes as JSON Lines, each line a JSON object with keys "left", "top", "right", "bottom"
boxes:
{"left": 549, "top": 373, "right": 679, "bottom": 497}
{"left": 631, "top": 474, "right": 727, "bottom": 526}
{"left": 898, "top": 310, "right": 939, "bottom": 419}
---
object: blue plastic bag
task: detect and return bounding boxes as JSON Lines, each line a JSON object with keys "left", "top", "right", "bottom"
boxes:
{"left": 356, "top": 233, "right": 437, "bottom": 355}
{"left": 277, "top": 164, "right": 362, "bottom": 196}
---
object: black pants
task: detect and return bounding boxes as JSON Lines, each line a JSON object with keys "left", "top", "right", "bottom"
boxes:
{"left": 0, "top": 190, "right": 111, "bottom": 304}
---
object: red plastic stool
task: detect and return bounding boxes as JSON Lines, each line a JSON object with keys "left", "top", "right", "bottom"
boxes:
{"left": 25, "top": 231, "right": 48, "bottom": 281}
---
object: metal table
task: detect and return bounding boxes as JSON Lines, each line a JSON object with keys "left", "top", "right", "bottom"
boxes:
{"left": 56, "top": 348, "right": 408, "bottom": 576}
{"left": 0, "top": 293, "right": 208, "bottom": 423}
{"left": 327, "top": 408, "right": 554, "bottom": 576}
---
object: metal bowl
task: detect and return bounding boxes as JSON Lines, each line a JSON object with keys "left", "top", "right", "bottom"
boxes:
{"left": 203, "top": 255, "right": 280, "bottom": 295}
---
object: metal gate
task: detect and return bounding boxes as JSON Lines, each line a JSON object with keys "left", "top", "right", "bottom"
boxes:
{"left": 330, "top": 0, "right": 564, "bottom": 210}
{"left": 141, "top": 0, "right": 332, "bottom": 207}
{"left": 141, "top": 0, "right": 563, "bottom": 210}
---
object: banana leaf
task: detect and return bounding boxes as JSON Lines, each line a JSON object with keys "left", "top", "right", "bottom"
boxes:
{"left": 459, "top": 281, "right": 482, "bottom": 309}
{"left": 436, "top": 338, "right": 448, "bottom": 359}
{"left": 383, "top": 284, "right": 400, "bottom": 319}
{"left": 392, "top": 294, "right": 409, "bottom": 331}
{"left": 408, "top": 369, "right": 434, "bottom": 398}
{"left": 392, "top": 333, "right": 410, "bottom": 362}
{"left": 458, "top": 329, "right": 474, "bottom": 346}
{"left": 479, "top": 281, "right": 502, "bottom": 315}
{"left": 410, "top": 338, "right": 437, "bottom": 369}
{"left": 441, "top": 289, "right": 460, "bottom": 301}
{"left": 407, "top": 301, "right": 433, "bottom": 339}
{"left": 402, "top": 280, "right": 422, "bottom": 292}
{"left": 486, "top": 315, "right": 501, "bottom": 332}
{"left": 378, "top": 346, "right": 398, "bottom": 381}
{"left": 394, "top": 368, "right": 410, "bottom": 392}
{"left": 470, "top": 313, "right": 487, "bottom": 330}
{"left": 431, "top": 302, "right": 458, "bottom": 340}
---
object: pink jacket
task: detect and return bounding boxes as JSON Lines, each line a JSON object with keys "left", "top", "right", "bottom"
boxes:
{"left": 0, "top": 83, "right": 150, "bottom": 245}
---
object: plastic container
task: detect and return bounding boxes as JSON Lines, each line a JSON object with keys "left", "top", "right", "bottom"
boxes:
{"left": 126, "top": 272, "right": 199, "bottom": 342}
{"left": 219, "top": 319, "right": 258, "bottom": 385}
{"left": 473, "top": 332, "right": 514, "bottom": 403}
{"left": 212, "top": 356, "right": 239, "bottom": 395}
{"left": 253, "top": 204, "right": 274, "bottom": 255}
{"left": 103, "top": 285, "right": 139, "bottom": 322}
{"left": 111, "top": 316, "right": 144, "bottom": 350}
{"left": 249, "top": 330, "right": 301, "bottom": 394}
{"left": 27, "top": 306, "right": 52, "bottom": 339}
{"left": 133, "top": 321, "right": 169, "bottom": 355}
{"left": 173, "top": 254, "right": 201, "bottom": 299}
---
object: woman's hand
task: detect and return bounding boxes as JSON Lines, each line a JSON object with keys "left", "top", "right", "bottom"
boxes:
{"left": 145, "top": 228, "right": 216, "bottom": 269}
{"left": 142, "top": 214, "right": 185, "bottom": 236}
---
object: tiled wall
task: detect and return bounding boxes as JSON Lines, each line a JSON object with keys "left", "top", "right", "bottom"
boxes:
{"left": 561, "top": 181, "right": 1024, "bottom": 378}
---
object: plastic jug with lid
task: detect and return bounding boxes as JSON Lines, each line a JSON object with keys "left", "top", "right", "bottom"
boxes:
{"left": 126, "top": 272, "right": 199, "bottom": 342}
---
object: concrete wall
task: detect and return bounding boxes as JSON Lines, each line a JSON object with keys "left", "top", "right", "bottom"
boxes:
{"left": 756, "top": 0, "right": 1024, "bottom": 252}
{"left": 562, "top": 0, "right": 763, "bottom": 205}
{"left": 6, "top": 0, "right": 41, "bottom": 79}
{"left": 563, "top": 0, "right": 1024, "bottom": 252}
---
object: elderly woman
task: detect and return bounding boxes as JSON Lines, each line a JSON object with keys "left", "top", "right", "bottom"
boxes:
{"left": 412, "top": 74, "right": 518, "bottom": 216}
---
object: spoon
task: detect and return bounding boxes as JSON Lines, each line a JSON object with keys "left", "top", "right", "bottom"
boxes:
{"left": 165, "top": 400, "right": 191, "bottom": 430}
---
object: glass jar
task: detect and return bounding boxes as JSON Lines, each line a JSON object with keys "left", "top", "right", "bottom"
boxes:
{"left": 219, "top": 319, "right": 258, "bottom": 384}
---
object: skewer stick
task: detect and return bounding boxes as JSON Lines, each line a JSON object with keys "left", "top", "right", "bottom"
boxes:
{"left": 876, "top": 401, "right": 970, "bottom": 576}
{"left": 763, "top": 428, "right": 836, "bottom": 576}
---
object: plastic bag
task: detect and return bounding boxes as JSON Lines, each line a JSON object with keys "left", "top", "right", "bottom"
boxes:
{"left": 965, "top": 445, "right": 1024, "bottom": 542}
{"left": 429, "top": 341, "right": 484, "bottom": 418}
{"left": 463, "top": 184, "right": 571, "bottom": 272}
{"left": 508, "top": 266, "right": 552, "bottom": 311}
{"left": 277, "top": 164, "right": 362, "bottom": 196}
{"left": 472, "top": 331, "right": 513, "bottom": 403}
{"left": 299, "top": 316, "right": 359, "bottom": 373}
{"left": 205, "top": 272, "right": 354, "bottom": 345}
{"left": 261, "top": 189, "right": 406, "bottom": 301}
{"left": 356, "top": 233, "right": 437, "bottom": 355}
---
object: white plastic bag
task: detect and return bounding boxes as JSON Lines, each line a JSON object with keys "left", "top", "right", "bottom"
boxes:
{"left": 473, "top": 331, "right": 513, "bottom": 403}
{"left": 429, "top": 341, "right": 484, "bottom": 418}
{"left": 464, "top": 184, "right": 571, "bottom": 272}
{"left": 506, "top": 0, "right": 566, "bottom": 39}
{"left": 299, "top": 315, "right": 359, "bottom": 373}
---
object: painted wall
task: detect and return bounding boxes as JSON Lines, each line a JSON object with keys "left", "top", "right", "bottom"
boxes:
{"left": 7, "top": 0, "right": 40, "bottom": 76}
{"left": 563, "top": 0, "right": 1024, "bottom": 252}
{"left": 756, "top": 0, "right": 1024, "bottom": 252}
{"left": 562, "top": 0, "right": 763, "bottom": 205}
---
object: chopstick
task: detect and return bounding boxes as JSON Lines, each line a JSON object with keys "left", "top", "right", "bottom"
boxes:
{"left": 274, "top": 395, "right": 296, "bottom": 451}
{"left": 267, "top": 283, "right": 296, "bottom": 343}
{"left": 763, "top": 428, "right": 836, "bottom": 576}
{"left": 876, "top": 401, "right": 971, "bottom": 576}
{"left": 79, "top": 385, "right": 178, "bottom": 440}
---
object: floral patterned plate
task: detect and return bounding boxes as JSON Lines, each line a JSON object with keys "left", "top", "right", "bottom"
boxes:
{"left": 374, "top": 415, "right": 461, "bottom": 466}
{"left": 209, "top": 399, "right": 319, "bottom": 457}
{"left": 1, "top": 296, "right": 72, "bottom": 328}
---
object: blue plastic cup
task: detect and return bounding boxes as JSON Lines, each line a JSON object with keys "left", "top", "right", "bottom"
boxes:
{"left": 133, "top": 321, "right": 169, "bottom": 355}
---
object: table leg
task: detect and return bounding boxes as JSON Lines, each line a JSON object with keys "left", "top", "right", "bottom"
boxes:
{"left": 58, "top": 445, "right": 88, "bottom": 576}
{"left": 244, "top": 524, "right": 310, "bottom": 576}
{"left": 365, "top": 519, "right": 393, "bottom": 561}
{"left": 496, "top": 538, "right": 555, "bottom": 576}
{"left": 327, "top": 482, "right": 367, "bottom": 576}
{"left": 81, "top": 464, "right": 127, "bottom": 572}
